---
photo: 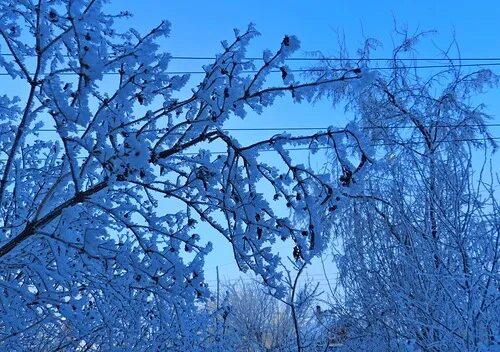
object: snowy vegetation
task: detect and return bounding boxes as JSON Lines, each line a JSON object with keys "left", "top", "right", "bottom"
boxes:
{"left": 322, "top": 37, "right": 500, "bottom": 351}
{"left": 0, "top": 1, "right": 497, "bottom": 351}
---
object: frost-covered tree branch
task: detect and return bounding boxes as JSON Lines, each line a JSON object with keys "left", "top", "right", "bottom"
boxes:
{"left": 0, "top": 0, "right": 371, "bottom": 349}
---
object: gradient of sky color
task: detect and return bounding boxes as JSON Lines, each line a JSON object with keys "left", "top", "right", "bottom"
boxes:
{"left": 105, "top": 0, "right": 500, "bottom": 287}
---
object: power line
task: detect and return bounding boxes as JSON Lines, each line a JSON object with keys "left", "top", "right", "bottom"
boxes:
{"left": 2, "top": 52, "right": 500, "bottom": 62}
{"left": 32, "top": 123, "right": 500, "bottom": 133}
{"left": 171, "top": 56, "right": 500, "bottom": 62}
{"left": 1, "top": 62, "right": 500, "bottom": 77}
{"left": 214, "top": 123, "right": 500, "bottom": 131}
{"left": 1, "top": 136, "right": 498, "bottom": 162}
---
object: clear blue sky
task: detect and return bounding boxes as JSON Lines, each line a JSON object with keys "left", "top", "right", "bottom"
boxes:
{"left": 106, "top": 0, "right": 500, "bottom": 287}
{"left": 112, "top": 0, "right": 499, "bottom": 135}
{"left": 111, "top": 0, "right": 500, "bottom": 57}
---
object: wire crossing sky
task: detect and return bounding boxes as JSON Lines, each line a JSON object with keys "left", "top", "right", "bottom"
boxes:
{"left": 2, "top": 62, "right": 500, "bottom": 76}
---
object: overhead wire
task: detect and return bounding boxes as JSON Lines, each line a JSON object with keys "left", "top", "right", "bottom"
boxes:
{"left": 0, "top": 136, "right": 498, "bottom": 162}
{"left": 1, "top": 63, "right": 500, "bottom": 76}
{"left": 0, "top": 122, "right": 494, "bottom": 161}
{"left": 0, "top": 62, "right": 500, "bottom": 76}
{"left": 32, "top": 123, "right": 500, "bottom": 133}
{"left": 1, "top": 55, "right": 498, "bottom": 157}
{"left": 169, "top": 56, "right": 500, "bottom": 62}
{"left": 2, "top": 52, "right": 500, "bottom": 62}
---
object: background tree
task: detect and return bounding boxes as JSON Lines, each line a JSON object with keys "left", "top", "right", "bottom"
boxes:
{"left": 209, "top": 273, "right": 323, "bottom": 352}
{"left": 0, "top": 0, "right": 369, "bottom": 350}
{"left": 218, "top": 279, "right": 295, "bottom": 352}
{"left": 320, "top": 32, "right": 499, "bottom": 351}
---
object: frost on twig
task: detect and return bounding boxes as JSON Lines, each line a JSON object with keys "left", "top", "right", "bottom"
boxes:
{"left": 0, "top": 0, "right": 370, "bottom": 349}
